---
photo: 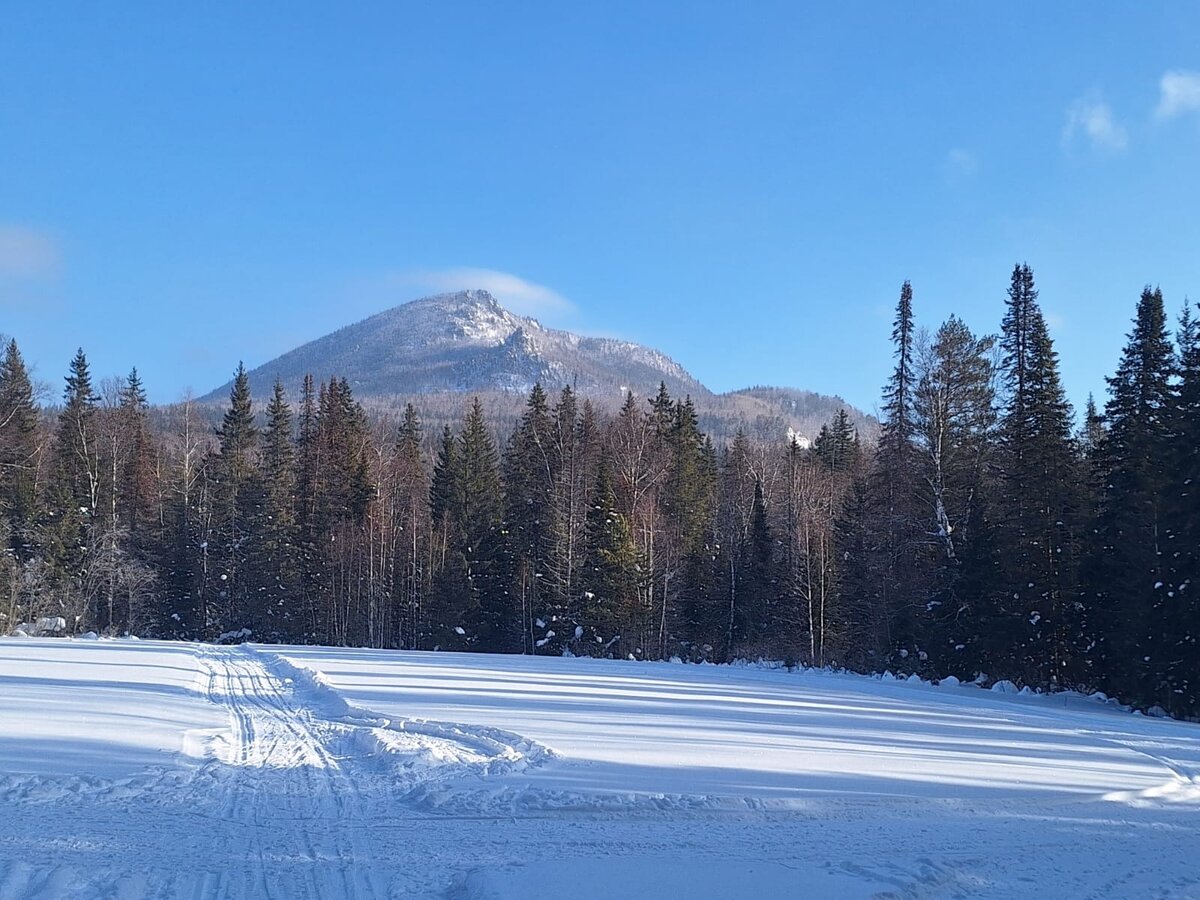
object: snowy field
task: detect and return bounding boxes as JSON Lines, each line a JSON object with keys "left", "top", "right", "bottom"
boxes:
{"left": 0, "top": 639, "right": 1198, "bottom": 898}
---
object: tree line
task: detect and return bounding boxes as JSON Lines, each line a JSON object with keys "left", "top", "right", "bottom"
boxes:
{"left": 0, "top": 264, "right": 1196, "bottom": 715}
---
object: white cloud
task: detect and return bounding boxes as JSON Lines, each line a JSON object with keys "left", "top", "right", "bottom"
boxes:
{"left": 1155, "top": 70, "right": 1200, "bottom": 120}
{"left": 0, "top": 225, "right": 60, "bottom": 278}
{"left": 403, "top": 267, "right": 575, "bottom": 318}
{"left": 1062, "top": 94, "right": 1128, "bottom": 152}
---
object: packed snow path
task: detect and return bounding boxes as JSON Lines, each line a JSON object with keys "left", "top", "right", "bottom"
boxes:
{"left": 0, "top": 642, "right": 553, "bottom": 898}
{"left": 1, "top": 638, "right": 1199, "bottom": 898}
{"left": 191, "top": 644, "right": 386, "bottom": 899}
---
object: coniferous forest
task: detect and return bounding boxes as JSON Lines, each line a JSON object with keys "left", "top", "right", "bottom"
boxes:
{"left": 2, "top": 265, "right": 1197, "bottom": 716}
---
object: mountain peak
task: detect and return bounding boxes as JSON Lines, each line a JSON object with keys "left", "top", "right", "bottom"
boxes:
{"left": 205, "top": 290, "right": 703, "bottom": 403}
{"left": 200, "top": 291, "right": 875, "bottom": 447}
{"left": 411, "top": 288, "right": 502, "bottom": 311}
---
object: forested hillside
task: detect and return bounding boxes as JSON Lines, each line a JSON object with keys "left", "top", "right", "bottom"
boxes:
{"left": 1, "top": 264, "right": 1196, "bottom": 715}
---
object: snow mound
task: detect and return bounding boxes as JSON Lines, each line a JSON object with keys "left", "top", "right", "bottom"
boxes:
{"left": 255, "top": 648, "right": 556, "bottom": 782}
{"left": 1104, "top": 777, "right": 1200, "bottom": 808}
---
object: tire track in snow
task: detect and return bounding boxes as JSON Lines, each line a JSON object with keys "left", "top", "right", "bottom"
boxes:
{"left": 189, "top": 643, "right": 557, "bottom": 898}
{"left": 194, "top": 643, "right": 384, "bottom": 900}
{"left": 0, "top": 642, "right": 559, "bottom": 898}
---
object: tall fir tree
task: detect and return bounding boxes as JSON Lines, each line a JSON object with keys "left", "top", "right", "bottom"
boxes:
{"left": 44, "top": 349, "right": 100, "bottom": 583}
{"left": 294, "top": 374, "right": 323, "bottom": 640}
{"left": 503, "top": 384, "right": 554, "bottom": 653}
{"left": 993, "top": 265, "right": 1082, "bottom": 685}
{"left": 428, "top": 422, "right": 466, "bottom": 648}
{"left": 577, "top": 453, "right": 642, "bottom": 656}
{"left": 158, "top": 397, "right": 208, "bottom": 639}
{"left": 392, "top": 403, "right": 427, "bottom": 649}
{"left": 833, "top": 475, "right": 877, "bottom": 668}
{"left": 731, "top": 479, "right": 774, "bottom": 659}
{"left": 1079, "top": 394, "right": 1106, "bottom": 460}
{"left": 1162, "top": 301, "right": 1200, "bottom": 712}
{"left": 0, "top": 339, "right": 41, "bottom": 560}
{"left": 117, "top": 368, "right": 157, "bottom": 544}
{"left": 545, "top": 386, "right": 582, "bottom": 646}
{"left": 814, "top": 409, "right": 860, "bottom": 473}
{"left": 210, "top": 363, "right": 260, "bottom": 637}
{"left": 1085, "top": 287, "right": 1175, "bottom": 705}
{"left": 867, "top": 282, "right": 922, "bottom": 664}
{"left": 312, "top": 377, "right": 374, "bottom": 645}
{"left": 666, "top": 397, "right": 721, "bottom": 657}
{"left": 428, "top": 401, "right": 513, "bottom": 651}
{"left": 257, "top": 380, "right": 297, "bottom": 640}
{"left": 458, "top": 398, "right": 514, "bottom": 652}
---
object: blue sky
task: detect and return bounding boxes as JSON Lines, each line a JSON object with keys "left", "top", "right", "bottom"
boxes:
{"left": 2, "top": 2, "right": 1198, "bottom": 416}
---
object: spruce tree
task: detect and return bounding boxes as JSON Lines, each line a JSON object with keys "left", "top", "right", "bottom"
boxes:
{"left": 117, "top": 368, "right": 157, "bottom": 544}
{"left": 719, "top": 430, "right": 756, "bottom": 660}
{"left": 503, "top": 384, "right": 553, "bottom": 653}
{"left": 1163, "top": 301, "right": 1200, "bottom": 712}
{"left": 1079, "top": 394, "right": 1105, "bottom": 460}
{"left": 577, "top": 453, "right": 642, "bottom": 656}
{"left": 294, "top": 374, "right": 322, "bottom": 639}
{"left": 392, "top": 403, "right": 427, "bottom": 649}
{"left": 545, "top": 386, "right": 581, "bottom": 646}
{"left": 428, "top": 401, "right": 512, "bottom": 651}
{"left": 868, "top": 282, "right": 922, "bottom": 664}
{"left": 310, "top": 378, "right": 374, "bottom": 645}
{"left": 158, "top": 397, "right": 207, "bottom": 639}
{"left": 814, "top": 409, "right": 859, "bottom": 472}
{"left": 650, "top": 382, "right": 674, "bottom": 435}
{"left": 458, "top": 398, "right": 513, "bottom": 652}
{"left": 430, "top": 424, "right": 459, "bottom": 538}
{"left": 1086, "top": 287, "right": 1175, "bottom": 705}
{"left": 210, "top": 363, "right": 260, "bottom": 636}
{"left": 731, "top": 479, "right": 774, "bottom": 659}
{"left": 44, "top": 349, "right": 100, "bottom": 582}
{"left": 0, "top": 339, "right": 40, "bottom": 559}
{"left": 993, "top": 266, "right": 1081, "bottom": 686}
{"left": 258, "top": 380, "right": 297, "bottom": 640}
{"left": 428, "top": 422, "right": 467, "bottom": 648}
{"left": 833, "top": 475, "right": 876, "bottom": 668}
{"left": 880, "top": 281, "right": 916, "bottom": 457}
{"left": 666, "top": 398, "right": 720, "bottom": 657}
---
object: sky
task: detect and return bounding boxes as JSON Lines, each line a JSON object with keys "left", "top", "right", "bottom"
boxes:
{"left": 2, "top": 2, "right": 1199, "bottom": 417}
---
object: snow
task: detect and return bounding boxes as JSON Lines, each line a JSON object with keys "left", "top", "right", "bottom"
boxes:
{"left": 1, "top": 638, "right": 1199, "bottom": 898}
{"left": 32, "top": 617, "right": 66, "bottom": 635}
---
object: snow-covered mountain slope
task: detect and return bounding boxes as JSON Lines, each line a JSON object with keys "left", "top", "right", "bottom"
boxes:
{"left": 199, "top": 290, "right": 876, "bottom": 445}
{"left": 5, "top": 637, "right": 1197, "bottom": 898}
{"left": 205, "top": 290, "right": 705, "bottom": 405}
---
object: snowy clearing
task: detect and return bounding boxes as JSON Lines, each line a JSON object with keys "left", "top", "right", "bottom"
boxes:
{"left": 0, "top": 639, "right": 1198, "bottom": 898}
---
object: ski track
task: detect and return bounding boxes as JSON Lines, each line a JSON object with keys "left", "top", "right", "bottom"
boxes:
{"left": 1, "top": 640, "right": 1199, "bottom": 898}
{"left": 192, "top": 643, "right": 383, "bottom": 899}
{"left": 0, "top": 643, "right": 558, "bottom": 899}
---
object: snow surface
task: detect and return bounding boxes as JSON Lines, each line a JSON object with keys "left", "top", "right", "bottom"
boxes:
{"left": 1, "top": 638, "right": 1199, "bottom": 898}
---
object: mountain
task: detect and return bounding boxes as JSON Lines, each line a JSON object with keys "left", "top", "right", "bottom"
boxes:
{"left": 202, "top": 290, "right": 876, "bottom": 445}
{"left": 207, "top": 290, "right": 705, "bottom": 403}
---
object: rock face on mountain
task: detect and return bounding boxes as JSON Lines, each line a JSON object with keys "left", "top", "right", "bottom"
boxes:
{"left": 207, "top": 290, "right": 705, "bottom": 404}
{"left": 203, "top": 290, "right": 875, "bottom": 445}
